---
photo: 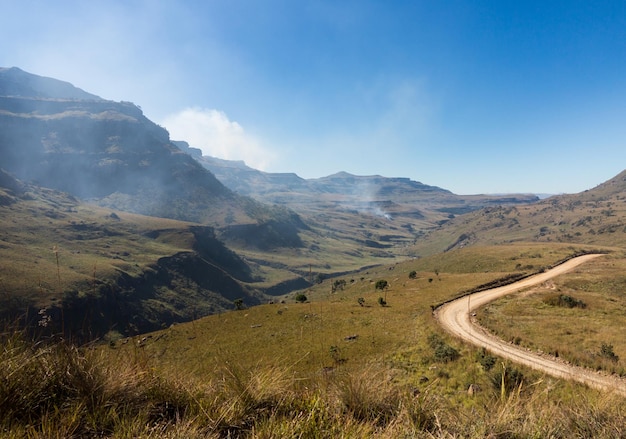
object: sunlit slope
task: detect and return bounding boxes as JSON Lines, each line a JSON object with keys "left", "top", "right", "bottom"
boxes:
{"left": 411, "top": 170, "right": 626, "bottom": 256}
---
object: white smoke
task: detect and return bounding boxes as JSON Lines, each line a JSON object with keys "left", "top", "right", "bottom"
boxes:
{"left": 350, "top": 178, "right": 392, "bottom": 220}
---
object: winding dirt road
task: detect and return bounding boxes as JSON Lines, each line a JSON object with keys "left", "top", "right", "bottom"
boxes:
{"left": 435, "top": 254, "right": 626, "bottom": 396}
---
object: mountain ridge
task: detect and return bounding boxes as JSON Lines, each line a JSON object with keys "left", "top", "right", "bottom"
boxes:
{"left": 0, "top": 67, "right": 102, "bottom": 100}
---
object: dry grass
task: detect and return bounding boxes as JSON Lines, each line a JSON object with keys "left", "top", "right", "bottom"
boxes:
{"left": 2, "top": 330, "right": 626, "bottom": 438}
{"left": 477, "top": 252, "right": 626, "bottom": 375}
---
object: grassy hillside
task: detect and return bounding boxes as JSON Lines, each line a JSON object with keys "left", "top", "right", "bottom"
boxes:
{"left": 477, "top": 250, "right": 626, "bottom": 376}
{"left": 411, "top": 170, "right": 626, "bottom": 256}
{"left": 4, "top": 243, "right": 624, "bottom": 437}
{"left": 0, "top": 173, "right": 268, "bottom": 339}
{"left": 0, "top": 170, "right": 428, "bottom": 340}
{"left": 122, "top": 244, "right": 602, "bottom": 377}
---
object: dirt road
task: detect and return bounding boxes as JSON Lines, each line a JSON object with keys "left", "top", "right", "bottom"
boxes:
{"left": 435, "top": 254, "right": 626, "bottom": 396}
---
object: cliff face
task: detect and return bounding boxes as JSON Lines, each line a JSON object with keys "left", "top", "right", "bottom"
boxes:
{"left": 0, "top": 69, "right": 307, "bottom": 240}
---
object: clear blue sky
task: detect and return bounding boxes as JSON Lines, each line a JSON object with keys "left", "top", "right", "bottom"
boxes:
{"left": 1, "top": 0, "right": 625, "bottom": 194}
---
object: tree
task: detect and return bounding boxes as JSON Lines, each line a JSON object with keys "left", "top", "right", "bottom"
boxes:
{"left": 378, "top": 297, "right": 387, "bottom": 307}
{"left": 357, "top": 297, "right": 365, "bottom": 307}
{"left": 375, "top": 279, "right": 389, "bottom": 304}
{"left": 233, "top": 298, "right": 245, "bottom": 310}
{"left": 294, "top": 293, "right": 308, "bottom": 303}
{"left": 408, "top": 270, "right": 417, "bottom": 279}
{"left": 375, "top": 279, "right": 388, "bottom": 291}
{"left": 332, "top": 279, "right": 347, "bottom": 293}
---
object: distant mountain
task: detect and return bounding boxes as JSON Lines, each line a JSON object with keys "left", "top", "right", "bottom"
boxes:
{"left": 411, "top": 169, "right": 626, "bottom": 255}
{"left": 0, "top": 68, "right": 328, "bottom": 339}
{"left": 184, "top": 145, "right": 539, "bottom": 230}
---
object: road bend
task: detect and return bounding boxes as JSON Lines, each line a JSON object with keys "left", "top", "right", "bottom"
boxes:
{"left": 435, "top": 254, "right": 626, "bottom": 397}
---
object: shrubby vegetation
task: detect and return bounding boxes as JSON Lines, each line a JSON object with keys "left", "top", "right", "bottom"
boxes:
{"left": 375, "top": 279, "right": 388, "bottom": 291}
{"left": 294, "top": 293, "right": 308, "bottom": 303}
{"left": 427, "top": 333, "right": 460, "bottom": 363}
{"left": 543, "top": 294, "right": 587, "bottom": 308}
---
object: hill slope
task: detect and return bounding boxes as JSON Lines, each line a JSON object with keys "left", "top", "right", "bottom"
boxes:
{"left": 411, "top": 169, "right": 626, "bottom": 255}
{"left": 0, "top": 67, "right": 101, "bottom": 100}
{"left": 0, "top": 169, "right": 266, "bottom": 339}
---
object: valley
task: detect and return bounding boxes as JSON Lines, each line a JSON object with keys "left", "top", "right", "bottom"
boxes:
{"left": 1, "top": 67, "right": 626, "bottom": 437}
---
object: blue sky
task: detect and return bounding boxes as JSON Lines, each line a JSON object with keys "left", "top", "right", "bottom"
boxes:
{"left": 1, "top": 0, "right": 625, "bottom": 194}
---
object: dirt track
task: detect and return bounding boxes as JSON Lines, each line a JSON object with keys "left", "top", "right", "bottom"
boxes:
{"left": 435, "top": 254, "right": 626, "bottom": 396}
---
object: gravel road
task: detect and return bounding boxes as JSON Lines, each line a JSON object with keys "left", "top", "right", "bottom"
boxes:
{"left": 435, "top": 254, "right": 626, "bottom": 396}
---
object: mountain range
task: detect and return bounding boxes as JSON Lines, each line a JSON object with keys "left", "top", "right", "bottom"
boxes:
{"left": 1, "top": 67, "right": 624, "bottom": 340}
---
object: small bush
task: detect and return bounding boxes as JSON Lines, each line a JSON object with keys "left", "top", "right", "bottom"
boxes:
{"left": 375, "top": 280, "right": 388, "bottom": 291}
{"left": 599, "top": 343, "right": 619, "bottom": 362}
{"left": 476, "top": 348, "right": 497, "bottom": 371}
{"left": 543, "top": 294, "right": 586, "bottom": 309}
{"left": 233, "top": 298, "right": 245, "bottom": 310}
{"left": 357, "top": 297, "right": 365, "bottom": 307}
{"left": 332, "top": 279, "right": 347, "bottom": 292}
{"left": 408, "top": 270, "right": 417, "bottom": 279}
{"left": 378, "top": 297, "right": 387, "bottom": 307}
{"left": 427, "top": 334, "right": 460, "bottom": 363}
{"left": 294, "top": 293, "right": 308, "bottom": 303}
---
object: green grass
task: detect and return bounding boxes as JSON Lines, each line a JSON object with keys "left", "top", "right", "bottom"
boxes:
{"left": 119, "top": 244, "right": 598, "bottom": 379}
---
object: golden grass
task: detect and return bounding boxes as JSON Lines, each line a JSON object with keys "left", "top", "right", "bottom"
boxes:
{"left": 3, "top": 329, "right": 626, "bottom": 438}
{"left": 477, "top": 251, "right": 626, "bottom": 375}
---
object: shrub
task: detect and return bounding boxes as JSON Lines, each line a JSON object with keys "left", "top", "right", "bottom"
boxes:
{"left": 294, "top": 293, "right": 308, "bottom": 303}
{"left": 600, "top": 343, "right": 619, "bottom": 362}
{"left": 543, "top": 294, "right": 586, "bottom": 308}
{"left": 375, "top": 280, "right": 388, "bottom": 291}
{"left": 357, "top": 297, "right": 365, "bottom": 307}
{"left": 378, "top": 297, "right": 387, "bottom": 307}
{"left": 233, "top": 298, "right": 245, "bottom": 310}
{"left": 476, "top": 348, "right": 497, "bottom": 371}
{"left": 408, "top": 270, "right": 417, "bottom": 279}
{"left": 332, "top": 279, "right": 347, "bottom": 292}
{"left": 427, "top": 334, "right": 460, "bottom": 363}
